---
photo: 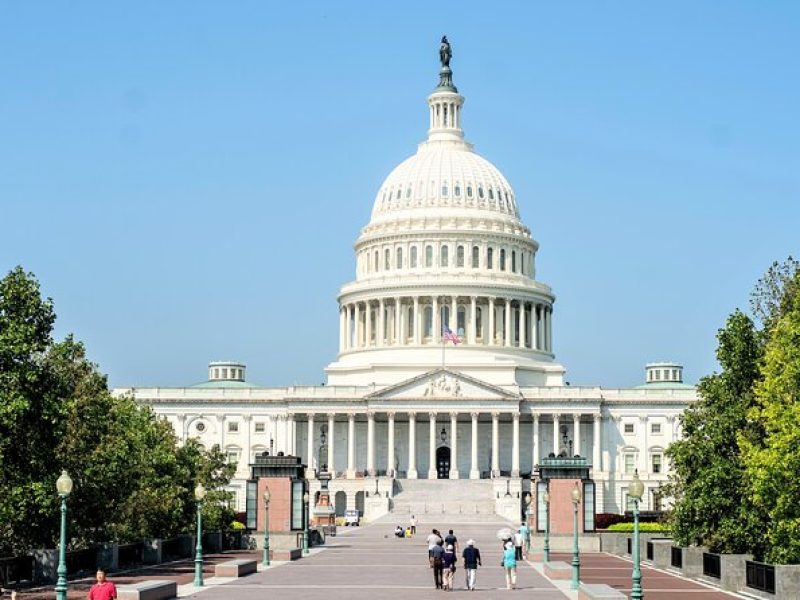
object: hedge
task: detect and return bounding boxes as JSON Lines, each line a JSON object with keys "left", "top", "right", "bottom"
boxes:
{"left": 606, "top": 522, "right": 670, "bottom": 533}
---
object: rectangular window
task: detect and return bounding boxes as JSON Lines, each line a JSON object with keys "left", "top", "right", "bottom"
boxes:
{"left": 652, "top": 453, "right": 662, "bottom": 474}
{"left": 651, "top": 423, "right": 661, "bottom": 434}
{"left": 652, "top": 490, "right": 663, "bottom": 511}
{"left": 227, "top": 450, "right": 239, "bottom": 464}
{"left": 624, "top": 453, "right": 635, "bottom": 475}
{"left": 536, "top": 480, "right": 548, "bottom": 533}
{"left": 246, "top": 480, "right": 258, "bottom": 529}
{"left": 291, "top": 480, "right": 304, "bottom": 530}
{"left": 255, "top": 422, "right": 265, "bottom": 433}
{"left": 228, "top": 421, "right": 239, "bottom": 433}
{"left": 583, "top": 481, "right": 595, "bottom": 532}
{"left": 624, "top": 423, "right": 634, "bottom": 434}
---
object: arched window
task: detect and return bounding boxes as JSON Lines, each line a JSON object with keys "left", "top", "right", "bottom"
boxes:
{"left": 472, "top": 246, "right": 480, "bottom": 268}
{"left": 410, "top": 246, "right": 418, "bottom": 268}
{"left": 384, "top": 249, "right": 390, "bottom": 270}
{"left": 489, "top": 188, "right": 495, "bottom": 200}
{"left": 396, "top": 188, "right": 401, "bottom": 199}
{"left": 454, "top": 184, "right": 461, "bottom": 197}
{"left": 500, "top": 249, "right": 506, "bottom": 271}
{"left": 442, "top": 183, "right": 449, "bottom": 197}
{"left": 406, "top": 187, "right": 412, "bottom": 198}
{"left": 440, "top": 245, "right": 449, "bottom": 267}
{"left": 512, "top": 251, "right": 516, "bottom": 273}
{"left": 374, "top": 251, "right": 379, "bottom": 271}
{"left": 396, "top": 247, "right": 403, "bottom": 269}
{"left": 466, "top": 185, "right": 473, "bottom": 198}
{"left": 478, "top": 186, "right": 484, "bottom": 199}
{"left": 425, "top": 245, "right": 433, "bottom": 267}
{"left": 457, "top": 245, "right": 465, "bottom": 267}
{"left": 424, "top": 306, "right": 433, "bottom": 337}
{"left": 457, "top": 306, "right": 466, "bottom": 336}
{"left": 520, "top": 251, "right": 525, "bottom": 275}
{"left": 487, "top": 247, "right": 494, "bottom": 269}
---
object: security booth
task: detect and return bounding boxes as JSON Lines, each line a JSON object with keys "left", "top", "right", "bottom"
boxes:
{"left": 246, "top": 453, "right": 309, "bottom": 553}
{"left": 535, "top": 456, "right": 596, "bottom": 535}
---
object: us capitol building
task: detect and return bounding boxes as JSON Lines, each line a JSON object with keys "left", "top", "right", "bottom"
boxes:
{"left": 117, "top": 39, "right": 696, "bottom": 523}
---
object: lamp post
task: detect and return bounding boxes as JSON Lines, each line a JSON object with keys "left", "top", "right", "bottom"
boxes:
{"left": 193, "top": 483, "right": 206, "bottom": 587}
{"left": 542, "top": 489, "right": 550, "bottom": 563}
{"left": 524, "top": 493, "right": 532, "bottom": 554}
{"left": 54, "top": 470, "right": 73, "bottom": 600}
{"left": 303, "top": 491, "right": 310, "bottom": 555}
{"left": 262, "top": 487, "right": 271, "bottom": 566}
{"left": 629, "top": 470, "right": 645, "bottom": 600}
{"left": 571, "top": 482, "right": 582, "bottom": 590}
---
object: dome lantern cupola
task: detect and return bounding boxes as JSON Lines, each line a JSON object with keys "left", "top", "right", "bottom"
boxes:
{"left": 426, "top": 35, "right": 466, "bottom": 146}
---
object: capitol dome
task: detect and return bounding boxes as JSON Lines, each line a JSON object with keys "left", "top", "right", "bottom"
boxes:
{"left": 326, "top": 39, "right": 564, "bottom": 389}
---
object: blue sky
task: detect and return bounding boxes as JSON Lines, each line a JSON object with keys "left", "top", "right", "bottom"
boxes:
{"left": 1, "top": 2, "right": 798, "bottom": 388}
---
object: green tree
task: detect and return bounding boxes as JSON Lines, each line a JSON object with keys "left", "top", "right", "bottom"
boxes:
{"left": 0, "top": 267, "right": 235, "bottom": 555}
{"left": 665, "top": 310, "right": 767, "bottom": 556}
{"left": 741, "top": 271, "right": 800, "bottom": 563}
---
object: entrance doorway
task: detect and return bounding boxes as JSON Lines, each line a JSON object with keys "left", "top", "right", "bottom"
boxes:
{"left": 436, "top": 446, "right": 451, "bottom": 479}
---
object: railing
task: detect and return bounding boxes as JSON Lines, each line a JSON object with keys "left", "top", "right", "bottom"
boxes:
{"left": 66, "top": 548, "right": 97, "bottom": 576}
{"left": 703, "top": 552, "right": 721, "bottom": 579}
{"left": 671, "top": 546, "right": 683, "bottom": 569}
{"left": 746, "top": 560, "right": 776, "bottom": 594}
{"left": 0, "top": 556, "right": 34, "bottom": 587}
{"left": 117, "top": 542, "right": 144, "bottom": 568}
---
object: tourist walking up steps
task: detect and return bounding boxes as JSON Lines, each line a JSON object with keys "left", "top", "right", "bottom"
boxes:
{"left": 426, "top": 528, "right": 442, "bottom": 557}
{"left": 442, "top": 544, "right": 457, "bottom": 590}
{"left": 502, "top": 541, "right": 517, "bottom": 590}
{"left": 444, "top": 528, "right": 459, "bottom": 553}
{"left": 430, "top": 539, "right": 445, "bottom": 589}
{"left": 513, "top": 527, "right": 524, "bottom": 560}
{"left": 462, "top": 539, "right": 482, "bottom": 591}
{"left": 410, "top": 514, "right": 417, "bottom": 535}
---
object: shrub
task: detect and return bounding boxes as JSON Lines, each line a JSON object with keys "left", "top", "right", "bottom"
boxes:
{"left": 606, "top": 522, "right": 670, "bottom": 533}
{"left": 596, "top": 513, "right": 628, "bottom": 530}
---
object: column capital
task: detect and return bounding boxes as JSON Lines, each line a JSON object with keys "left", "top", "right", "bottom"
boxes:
{"left": 366, "top": 410, "right": 375, "bottom": 419}
{"left": 666, "top": 414, "right": 676, "bottom": 423}
{"left": 242, "top": 414, "right": 253, "bottom": 422}
{"left": 512, "top": 412, "right": 520, "bottom": 422}
{"left": 346, "top": 412, "right": 356, "bottom": 419}
{"left": 552, "top": 413, "right": 561, "bottom": 421}
{"left": 594, "top": 413, "right": 603, "bottom": 422}
{"left": 613, "top": 415, "right": 623, "bottom": 423}
{"left": 286, "top": 412, "right": 295, "bottom": 420}
{"left": 449, "top": 411, "right": 459, "bottom": 420}
{"left": 408, "top": 411, "right": 417, "bottom": 418}
{"left": 491, "top": 411, "right": 500, "bottom": 419}
{"left": 386, "top": 411, "right": 396, "bottom": 419}
{"left": 639, "top": 414, "right": 648, "bottom": 423}
{"left": 215, "top": 414, "right": 225, "bottom": 423}
{"left": 177, "top": 414, "right": 187, "bottom": 422}
{"left": 572, "top": 413, "right": 582, "bottom": 421}
{"left": 428, "top": 411, "right": 438, "bottom": 420}
{"left": 470, "top": 411, "right": 479, "bottom": 419}
{"left": 532, "top": 413, "right": 540, "bottom": 422}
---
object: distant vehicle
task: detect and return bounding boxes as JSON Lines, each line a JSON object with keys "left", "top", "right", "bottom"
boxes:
{"left": 344, "top": 509, "right": 361, "bottom": 526}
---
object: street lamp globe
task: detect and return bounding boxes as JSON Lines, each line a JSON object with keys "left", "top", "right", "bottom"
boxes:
{"left": 525, "top": 492, "right": 531, "bottom": 506}
{"left": 542, "top": 490, "right": 550, "bottom": 504}
{"left": 303, "top": 491, "right": 309, "bottom": 503}
{"left": 194, "top": 483, "right": 206, "bottom": 501}
{"left": 263, "top": 487, "right": 271, "bottom": 505}
{"left": 571, "top": 482, "right": 582, "bottom": 504}
{"left": 56, "top": 470, "right": 73, "bottom": 497}
{"left": 629, "top": 470, "right": 645, "bottom": 500}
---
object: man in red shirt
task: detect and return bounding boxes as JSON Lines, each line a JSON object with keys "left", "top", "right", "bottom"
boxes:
{"left": 87, "top": 569, "right": 117, "bottom": 600}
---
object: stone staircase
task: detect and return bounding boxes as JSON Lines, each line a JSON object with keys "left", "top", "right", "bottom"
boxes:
{"left": 390, "top": 479, "right": 496, "bottom": 520}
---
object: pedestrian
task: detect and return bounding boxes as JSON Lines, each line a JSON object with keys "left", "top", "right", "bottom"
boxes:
{"left": 513, "top": 527, "right": 524, "bottom": 561}
{"left": 410, "top": 514, "right": 417, "bottom": 535}
{"left": 444, "top": 528, "right": 459, "bottom": 553}
{"left": 87, "top": 569, "right": 117, "bottom": 600}
{"left": 405, "top": 526, "right": 412, "bottom": 538}
{"left": 519, "top": 520, "right": 531, "bottom": 554}
{"left": 395, "top": 525, "right": 405, "bottom": 538}
{"left": 430, "top": 539, "right": 445, "bottom": 589}
{"left": 502, "top": 541, "right": 517, "bottom": 590}
{"left": 462, "top": 538, "right": 481, "bottom": 591}
{"left": 426, "top": 528, "right": 442, "bottom": 557}
{"left": 442, "top": 544, "right": 457, "bottom": 591}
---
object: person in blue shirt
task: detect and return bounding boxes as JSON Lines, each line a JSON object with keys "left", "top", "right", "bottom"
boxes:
{"left": 502, "top": 541, "right": 517, "bottom": 590}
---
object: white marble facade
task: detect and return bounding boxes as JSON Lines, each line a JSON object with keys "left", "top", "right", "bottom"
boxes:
{"left": 117, "top": 47, "right": 696, "bottom": 516}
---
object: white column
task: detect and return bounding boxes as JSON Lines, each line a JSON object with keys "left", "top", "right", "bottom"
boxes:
{"left": 511, "top": 412, "right": 520, "bottom": 477}
{"left": 639, "top": 415, "right": 648, "bottom": 475}
{"left": 327, "top": 413, "right": 335, "bottom": 476}
{"left": 408, "top": 413, "right": 418, "bottom": 478}
{"left": 377, "top": 298, "right": 385, "bottom": 346}
{"left": 365, "top": 301, "right": 372, "bottom": 347}
{"left": 491, "top": 412, "right": 500, "bottom": 476}
{"left": 345, "top": 305, "right": 352, "bottom": 350}
{"left": 470, "top": 412, "right": 479, "bottom": 479}
{"left": 428, "top": 412, "right": 437, "bottom": 479}
{"left": 532, "top": 304, "right": 539, "bottom": 350}
{"left": 573, "top": 413, "right": 581, "bottom": 457}
{"left": 347, "top": 413, "right": 356, "bottom": 478}
{"left": 488, "top": 297, "right": 496, "bottom": 345}
{"left": 413, "top": 297, "right": 421, "bottom": 345}
{"left": 449, "top": 412, "right": 459, "bottom": 479}
{"left": 519, "top": 301, "right": 526, "bottom": 348}
{"left": 243, "top": 415, "right": 252, "bottom": 476}
{"left": 432, "top": 296, "right": 440, "bottom": 343}
{"left": 553, "top": 413, "right": 560, "bottom": 455}
{"left": 593, "top": 414, "right": 602, "bottom": 471}
{"left": 367, "top": 411, "right": 375, "bottom": 476}
{"left": 532, "top": 414, "right": 540, "bottom": 466}
{"left": 504, "top": 298, "right": 512, "bottom": 347}
{"left": 395, "top": 297, "right": 402, "bottom": 345}
{"left": 339, "top": 308, "right": 345, "bottom": 352}
{"left": 546, "top": 306, "right": 553, "bottom": 352}
{"left": 306, "top": 414, "right": 315, "bottom": 474}
{"left": 287, "top": 413, "right": 295, "bottom": 455}
{"left": 387, "top": 412, "right": 396, "bottom": 477}
{"left": 469, "top": 296, "right": 477, "bottom": 344}
{"left": 353, "top": 302, "right": 361, "bottom": 348}
{"left": 451, "top": 296, "right": 458, "bottom": 332}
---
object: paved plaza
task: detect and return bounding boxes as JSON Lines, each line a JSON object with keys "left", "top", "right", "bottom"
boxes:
{"left": 173, "top": 518, "right": 740, "bottom": 600}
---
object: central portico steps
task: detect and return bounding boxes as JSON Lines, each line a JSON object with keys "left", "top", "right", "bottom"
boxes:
{"left": 390, "top": 479, "right": 495, "bottom": 519}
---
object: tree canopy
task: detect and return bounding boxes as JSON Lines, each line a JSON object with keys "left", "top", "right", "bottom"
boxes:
{"left": 0, "top": 267, "right": 234, "bottom": 556}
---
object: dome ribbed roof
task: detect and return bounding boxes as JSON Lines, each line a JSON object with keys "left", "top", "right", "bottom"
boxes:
{"left": 370, "top": 144, "right": 518, "bottom": 222}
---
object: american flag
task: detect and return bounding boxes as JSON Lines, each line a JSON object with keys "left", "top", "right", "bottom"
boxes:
{"left": 442, "top": 325, "right": 461, "bottom": 345}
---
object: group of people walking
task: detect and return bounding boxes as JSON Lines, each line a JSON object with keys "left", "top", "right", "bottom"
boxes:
{"left": 418, "top": 520, "right": 531, "bottom": 592}
{"left": 426, "top": 527, "right": 481, "bottom": 591}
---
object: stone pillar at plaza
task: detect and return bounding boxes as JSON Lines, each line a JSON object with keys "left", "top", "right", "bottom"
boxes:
{"left": 408, "top": 413, "right": 418, "bottom": 479}
{"left": 470, "top": 412, "right": 480, "bottom": 479}
{"left": 449, "top": 412, "right": 459, "bottom": 479}
{"left": 387, "top": 412, "right": 396, "bottom": 477}
{"left": 428, "top": 413, "right": 437, "bottom": 479}
{"left": 346, "top": 413, "right": 356, "bottom": 478}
